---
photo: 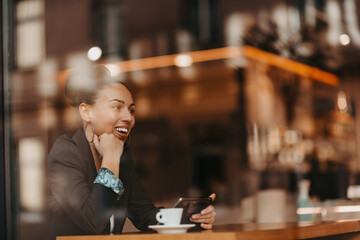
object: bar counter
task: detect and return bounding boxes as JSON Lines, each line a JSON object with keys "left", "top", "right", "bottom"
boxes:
{"left": 57, "top": 220, "right": 360, "bottom": 240}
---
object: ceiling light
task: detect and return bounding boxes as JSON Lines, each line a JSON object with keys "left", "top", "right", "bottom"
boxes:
{"left": 87, "top": 46, "right": 102, "bottom": 61}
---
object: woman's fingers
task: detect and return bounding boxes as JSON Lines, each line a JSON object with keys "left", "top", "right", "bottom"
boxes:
{"left": 201, "top": 205, "right": 215, "bottom": 215}
{"left": 191, "top": 205, "right": 215, "bottom": 218}
{"left": 209, "top": 193, "right": 216, "bottom": 202}
{"left": 190, "top": 216, "right": 215, "bottom": 223}
{"left": 200, "top": 223, "right": 213, "bottom": 230}
{"left": 189, "top": 194, "right": 216, "bottom": 230}
{"left": 190, "top": 212, "right": 216, "bottom": 223}
{"left": 95, "top": 133, "right": 124, "bottom": 155}
{"left": 190, "top": 205, "right": 216, "bottom": 223}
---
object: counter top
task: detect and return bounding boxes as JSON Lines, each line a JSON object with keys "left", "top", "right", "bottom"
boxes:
{"left": 57, "top": 220, "right": 360, "bottom": 240}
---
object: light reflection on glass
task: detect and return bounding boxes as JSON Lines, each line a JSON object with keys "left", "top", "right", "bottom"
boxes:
{"left": 304, "top": 0, "right": 316, "bottom": 27}
{"left": 66, "top": 53, "right": 97, "bottom": 91}
{"left": 39, "top": 58, "right": 58, "bottom": 97}
{"left": 337, "top": 91, "right": 348, "bottom": 113}
{"left": 182, "top": 85, "right": 200, "bottom": 105}
{"left": 297, "top": 207, "right": 322, "bottom": 215}
{"left": 16, "top": 18, "right": 44, "bottom": 68}
{"left": 176, "top": 30, "right": 192, "bottom": 53}
{"left": 178, "top": 66, "right": 196, "bottom": 80}
{"left": 38, "top": 105, "right": 57, "bottom": 130}
{"left": 16, "top": 0, "right": 43, "bottom": 21}
{"left": 326, "top": 0, "right": 343, "bottom": 46}
{"left": 272, "top": 4, "right": 300, "bottom": 36}
{"left": 19, "top": 137, "right": 45, "bottom": 212}
{"left": 63, "top": 106, "right": 80, "bottom": 129}
{"left": 135, "top": 96, "right": 151, "bottom": 118}
{"left": 104, "top": 63, "right": 122, "bottom": 77}
{"left": 298, "top": 205, "right": 360, "bottom": 216}
{"left": 225, "top": 13, "right": 254, "bottom": 47}
{"left": 344, "top": 0, "right": 360, "bottom": 47}
{"left": 131, "top": 70, "right": 147, "bottom": 86}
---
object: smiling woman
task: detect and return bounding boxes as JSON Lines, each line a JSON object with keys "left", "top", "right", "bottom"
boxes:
{"left": 47, "top": 65, "right": 217, "bottom": 240}
{"left": 47, "top": 66, "right": 159, "bottom": 239}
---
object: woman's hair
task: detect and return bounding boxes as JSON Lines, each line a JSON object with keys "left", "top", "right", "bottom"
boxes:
{"left": 65, "top": 65, "right": 129, "bottom": 106}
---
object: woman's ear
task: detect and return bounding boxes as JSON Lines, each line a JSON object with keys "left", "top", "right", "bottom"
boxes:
{"left": 78, "top": 103, "right": 91, "bottom": 122}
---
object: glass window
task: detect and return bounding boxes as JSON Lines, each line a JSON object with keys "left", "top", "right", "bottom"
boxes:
{"left": 3, "top": 0, "right": 360, "bottom": 239}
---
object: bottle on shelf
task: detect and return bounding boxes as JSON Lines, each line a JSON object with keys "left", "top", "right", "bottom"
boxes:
{"left": 297, "top": 179, "right": 313, "bottom": 222}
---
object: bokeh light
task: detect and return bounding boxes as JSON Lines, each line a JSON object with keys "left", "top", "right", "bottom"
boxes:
{"left": 104, "top": 63, "right": 122, "bottom": 76}
{"left": 174, "top": 54, "right": 193, "bottom": 67}
{"left": 87, "top": 46, "right": 102, "bottom": 61}
{"left": 339, "top": 34, "right": 351, "bottom": 45}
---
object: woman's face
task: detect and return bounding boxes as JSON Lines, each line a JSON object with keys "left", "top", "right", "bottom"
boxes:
{"left": 87, "top": 83, "right": 135, "bottom": 141}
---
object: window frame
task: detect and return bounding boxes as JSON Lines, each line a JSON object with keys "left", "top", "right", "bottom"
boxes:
{"left": 1, "top": 0, "right": 17, "bottom": 239}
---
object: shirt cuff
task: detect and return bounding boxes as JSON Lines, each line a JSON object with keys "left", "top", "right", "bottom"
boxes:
{"left": 94, "top": 168, "right": 124, "bottom": 196}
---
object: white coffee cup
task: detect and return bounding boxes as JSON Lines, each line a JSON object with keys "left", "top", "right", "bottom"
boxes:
{"left": 156, "top": 208, "right": 183, "bottom": 226}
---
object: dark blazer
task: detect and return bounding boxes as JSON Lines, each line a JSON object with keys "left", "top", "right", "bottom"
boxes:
{"left": 48, "top": 128, "right": 159, "bottom": 240}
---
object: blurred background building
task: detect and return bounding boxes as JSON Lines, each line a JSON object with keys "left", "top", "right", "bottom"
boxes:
{"left": 2, "top": 0, "right": 360, "bottom": 239}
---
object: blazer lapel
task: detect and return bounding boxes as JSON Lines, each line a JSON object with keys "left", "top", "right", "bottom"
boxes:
{"left": 72, "top": 128, "right": 98, "bottom": 178}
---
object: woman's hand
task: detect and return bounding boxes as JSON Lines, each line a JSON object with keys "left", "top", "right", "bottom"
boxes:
{"left": 93, "top": 133, "right": 124, "bottom": 177}
{"left": 190, "top": 193, "right": 216, "bottom": 230}
{"left": 93, "top": 133, "right": 124, "bottom": 157}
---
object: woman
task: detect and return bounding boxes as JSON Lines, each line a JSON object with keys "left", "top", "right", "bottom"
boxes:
{"left": 48, "top": 66, "right": 216, "bottom": 239}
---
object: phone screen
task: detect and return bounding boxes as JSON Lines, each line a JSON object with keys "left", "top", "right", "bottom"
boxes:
{"left": 172, "top": 197, "right": 212, "bottom": 231}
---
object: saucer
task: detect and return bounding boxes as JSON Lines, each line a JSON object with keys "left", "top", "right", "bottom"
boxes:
{"left": 148, "top": 224, "right": 195, "bottom": 234}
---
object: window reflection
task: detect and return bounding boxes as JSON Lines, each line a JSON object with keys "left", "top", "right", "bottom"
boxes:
{"left": 16, "top": 0, "right": 44, "bottom": 69}
{"left": 4, "top": 0, "right": 360, "bottom": 239}
{"left": 19, "top": 137, "right": 45, "bottom": 212}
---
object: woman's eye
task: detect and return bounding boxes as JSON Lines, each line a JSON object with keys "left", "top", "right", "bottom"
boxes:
{"left": 129, "top": 108, "right": 135, "bottom": 114}
{"left": 113, "top": 105, "right": 121, "bottom": 110}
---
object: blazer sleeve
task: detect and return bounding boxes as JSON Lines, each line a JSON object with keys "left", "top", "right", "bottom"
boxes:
{"left": 124, "top": 150, "right": 160, "bottom": 230}
{"left": 48, "top": 137, "right": 117, "bottom": 234}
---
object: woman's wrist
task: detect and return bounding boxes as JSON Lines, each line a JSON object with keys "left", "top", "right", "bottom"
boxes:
{"left": 101, "top": 157, "right": 120, "bottom": 177}
{"left": 102, "top": 148, "right": 122, "bottom": 160}
{"left": 94, "top": 168, "right": 124, "bottom": 197}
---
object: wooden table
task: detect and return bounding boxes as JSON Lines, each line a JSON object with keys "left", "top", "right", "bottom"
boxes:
{"left": 57, "top": 220, "right": 360, "bottom": 240}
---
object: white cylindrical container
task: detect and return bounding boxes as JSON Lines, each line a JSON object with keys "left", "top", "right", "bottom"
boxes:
{"left": 256, "top": 189, "right": 286, "bottom": 223}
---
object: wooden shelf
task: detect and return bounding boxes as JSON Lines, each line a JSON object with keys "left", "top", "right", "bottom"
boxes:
{"left": 56, "top": 46, "right": 339, "bottom": 87}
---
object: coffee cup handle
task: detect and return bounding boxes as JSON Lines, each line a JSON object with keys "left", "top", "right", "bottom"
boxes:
{"left": 156, "top": 212, "right": 166, "bottom": 224}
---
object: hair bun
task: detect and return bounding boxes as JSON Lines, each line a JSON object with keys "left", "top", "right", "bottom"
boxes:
{"left": 65, "top": 65, "right": 114, "bottom": 106}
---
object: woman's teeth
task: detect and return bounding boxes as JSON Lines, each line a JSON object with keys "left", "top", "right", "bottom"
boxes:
{"left": 116, "top": 127, "right": 128, "bottom": 134}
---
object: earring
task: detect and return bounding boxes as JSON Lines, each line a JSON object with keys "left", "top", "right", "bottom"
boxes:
{"left": 85, "top": 122, "right": 94, "bottom": 143}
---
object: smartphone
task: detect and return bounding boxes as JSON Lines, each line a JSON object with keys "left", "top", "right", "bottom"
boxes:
{"left": 172, "top": 197, "right": 213, "bottom": 231}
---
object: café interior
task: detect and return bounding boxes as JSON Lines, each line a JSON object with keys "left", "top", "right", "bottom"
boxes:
{"left": 2, "top": 0, "right": 360, "bottom": 239}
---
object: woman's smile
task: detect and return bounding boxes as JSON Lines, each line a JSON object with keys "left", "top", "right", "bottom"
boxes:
{"left": 115, "top": 126, "right": 129, "bottom": 140}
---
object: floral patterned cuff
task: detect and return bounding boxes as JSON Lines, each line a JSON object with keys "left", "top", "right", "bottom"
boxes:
{"left": 94, "top": 168, "right": 124, "bottom": 196}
